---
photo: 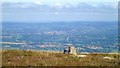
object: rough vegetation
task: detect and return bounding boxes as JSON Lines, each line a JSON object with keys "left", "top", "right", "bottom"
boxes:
{"left": 2, "top": 50, "right": 120, "bottom": 66}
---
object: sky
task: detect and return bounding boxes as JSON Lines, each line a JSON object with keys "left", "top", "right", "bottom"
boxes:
{"left": 2, "top": 0, "right": 119, "bottom": 2}
{"left": 2, "top": 0, "right": 119, "bottom": 22}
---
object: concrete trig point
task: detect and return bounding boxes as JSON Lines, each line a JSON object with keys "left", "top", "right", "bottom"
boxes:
{"left": 64, "top": 44, "right": 77, "bottom": 56}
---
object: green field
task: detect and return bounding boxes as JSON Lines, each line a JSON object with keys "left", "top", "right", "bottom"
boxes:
{"left": 2, "top": 50, "right": 120, "bottom": 66}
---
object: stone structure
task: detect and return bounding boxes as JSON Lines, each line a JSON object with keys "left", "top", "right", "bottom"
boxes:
{"left": 64, "top": 45, "right": 77, "bottom": 56}
{"left": 64, "top": 36, "right": 77, "bottom": 55}
{"left": 69, "top": 46, "right": 77, "bottom": 56}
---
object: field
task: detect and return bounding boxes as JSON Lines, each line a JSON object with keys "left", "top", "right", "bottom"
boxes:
{"left": 2, "top": 50, "right": 120, "bottom": 66}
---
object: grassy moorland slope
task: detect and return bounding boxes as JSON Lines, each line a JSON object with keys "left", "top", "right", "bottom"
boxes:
{"left": 2, "top": 50, "right": 120, "bottom": 66}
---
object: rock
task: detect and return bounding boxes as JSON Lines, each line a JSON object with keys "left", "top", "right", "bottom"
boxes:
{"left": 77, "top": 55, "right": 87, "bottom": 58}
{"left": 103, "top": 56, "right": 112, "bottom": 59}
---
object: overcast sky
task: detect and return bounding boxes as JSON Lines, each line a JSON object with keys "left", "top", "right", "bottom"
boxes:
{"left": 2, "top": 0, "right": 118, "bottom": 22}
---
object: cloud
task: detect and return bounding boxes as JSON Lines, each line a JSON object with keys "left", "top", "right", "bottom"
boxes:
{"left": 2, "top": 2, "right": 117, "bottom": 10}
{"left": 2, "top": 2, "right": 117, "bottom": 22}
{"left": 34, "top": 0, "right": 43, "bottom": 5}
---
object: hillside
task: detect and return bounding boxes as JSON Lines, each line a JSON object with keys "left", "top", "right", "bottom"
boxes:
{"left": 2, "top": 50, "right": 120, "bottom": 66}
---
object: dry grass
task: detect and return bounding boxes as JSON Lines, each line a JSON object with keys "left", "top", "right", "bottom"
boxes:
{"left": 2, "top": 50, "right": 120, "bottom": 66}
